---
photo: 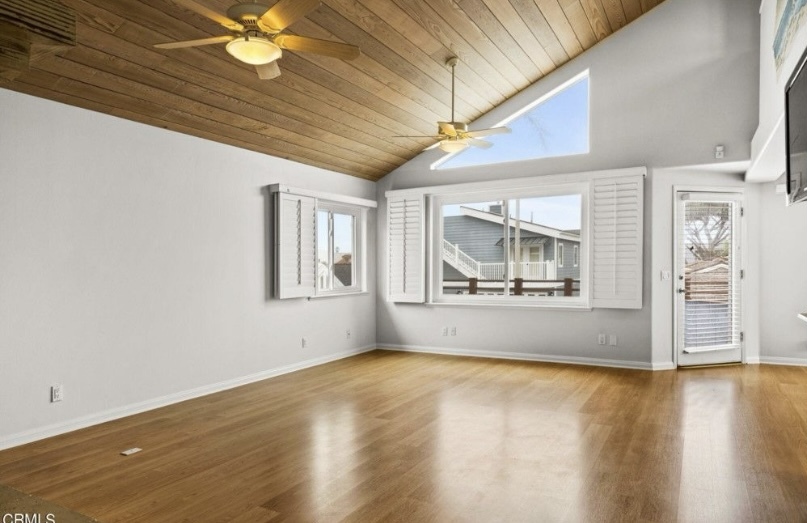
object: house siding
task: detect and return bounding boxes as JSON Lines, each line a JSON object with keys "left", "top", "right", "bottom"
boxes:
{"left": 555, "top": 239, "right": 580, "bottom": 280}
{"left": 443, "top": 215, "right": 507, "bottom": 263}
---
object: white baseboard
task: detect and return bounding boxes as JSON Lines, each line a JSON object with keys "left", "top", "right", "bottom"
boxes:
{"left": 0, "top": 345, "right": 376, "bottom": 451}
{"left": 758, "top": 356, "right": 807, "bottom": 367}
{"left": 379, "top": 344, "right": 655, "bottom": 370}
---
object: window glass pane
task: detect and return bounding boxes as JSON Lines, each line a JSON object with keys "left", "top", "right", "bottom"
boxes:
{"left": 332, "top": 213, "right": 354, "bottom": 288}
{"left": 436, "top": 74, "right": 589, "bottom": 170}
{"left": 442, "top": 200, "right": 506, "bottom": 296}
{"left": 505, "top": 195, "right": 582, "bottom": 298}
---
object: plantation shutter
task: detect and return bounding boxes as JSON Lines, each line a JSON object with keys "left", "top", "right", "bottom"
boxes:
{"left": 591, "top": 174, "right": 644, "bottom": 309}
{"left": 275, "top": 192, "right": 317, "bottom": 299}
{"left": 387, "top": 195, "right": 425, "bottom": 303}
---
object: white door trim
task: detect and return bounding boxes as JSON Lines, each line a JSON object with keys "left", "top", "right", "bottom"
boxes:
{"left": 672, "top": 186, "right": 746, "bottom": 367}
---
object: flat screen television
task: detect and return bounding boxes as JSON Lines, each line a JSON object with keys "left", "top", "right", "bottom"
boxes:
{"left": 786, "top": 46, "right": 807, "bottom": 205}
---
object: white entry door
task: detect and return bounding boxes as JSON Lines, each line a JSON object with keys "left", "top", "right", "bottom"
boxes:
{"left": 675, "top": 192, "right": 743, "bottom": 367}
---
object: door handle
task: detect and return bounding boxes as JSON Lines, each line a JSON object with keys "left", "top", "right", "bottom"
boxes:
{"left": 677, "top": 288, "right": 686, "bottom": 294}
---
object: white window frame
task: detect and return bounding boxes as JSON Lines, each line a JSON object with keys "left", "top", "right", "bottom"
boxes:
{"left": 316, "top": 202, "right": 363, "bottom": 296}
{"left": 573, "top": 245, "right": 579, "bottom": 267}
{"left": 557, "top": 243, "right": 565, "bottom": 268}
{"left": 430, "top": 182, "right": 590, "bottom": 308}
{"left": 385, "top": 166, "right": 645, "bottom": 310}
{"left": 270, "top": 185, "right": 374, "bottom": 299}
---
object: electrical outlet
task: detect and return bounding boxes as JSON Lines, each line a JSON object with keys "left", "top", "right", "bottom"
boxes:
{"left": 609, "top": 335, "right": 618, "bottom": 346}
{"left": 51, "top": 384, "right": 63, "bottom": 403}
{"left": 715, "top": 145, "right": 725, "bottom": 159}
{"left": 346, "top": 329, "right": 351, "bottom": 339}
{"left": 451, "top": 326, "right": 457, "bottom": 336}
{"left": 442, "top": 327, "right": 448, "bottom": 336}
{"left": 598, "top": 334, "right": 606, "bottom": 345}
{"left": 301, "top": 337, "right": 308, "bottom": 348}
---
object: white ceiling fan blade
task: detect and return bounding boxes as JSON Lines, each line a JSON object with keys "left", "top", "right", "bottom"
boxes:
{"left": 154, "top": 35, "right": 235, "bottom": 49}
{"left": 465, "top": 126, "right": 511, "bottom": 138}
{"left": 259, "top": 0, "right": 321, "bottom": 33}
{"left": 438, "top": 122, "right": 457, "bottom": 137}
{"left": 256, "top": 61, "right": 282, "bottom": 80}
{"left": 468, "top": 138, "right": 493, "bottom": 149}
{"left": 173, "top": 0, "right": 244, "bottom": 32}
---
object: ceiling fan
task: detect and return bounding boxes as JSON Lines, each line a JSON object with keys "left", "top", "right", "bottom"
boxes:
{"left": 397, "top": 57, "right": 511, "bottom": 153}
{"left": 154, "top": 0, "right": 361, "bottom": 80}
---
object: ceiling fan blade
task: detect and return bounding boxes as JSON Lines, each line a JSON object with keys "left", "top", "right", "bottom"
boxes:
{"left": 465, "top": 126, "right": 511, "bottom": 138}
{"left": 173, "top": 0, "right": 244, "bottom": 32}
{"left": 154, "top": 35, "right": 235, "bottom": 49}
{"left": 274, "top": 35, "right": 360, "bottom": 60}
{"left": 256, "top": 61, "right": 281, "bottom": 80}
{"left": 259, "top": 0, "right": 321, "bottom": 33}
{"left": 438, "top": 122, "right": 457, "bottom": 137}
{"left": 468, "top": 138, "right": 493, "bottom": 149}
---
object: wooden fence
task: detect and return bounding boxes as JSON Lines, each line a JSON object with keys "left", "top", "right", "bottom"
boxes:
{"left": 443, "top": 277, "right": 579, "bottom": 297}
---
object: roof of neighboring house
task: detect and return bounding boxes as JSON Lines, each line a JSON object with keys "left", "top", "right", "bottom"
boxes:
{"left": 335, "top": 254, "right": 352, "bottom": 265}
{"left": 495, "top": 237, "right": 548, "bottom": 246}
{"left": 685, "top": 258, "right": 728, "bottom": 273}
{"left": 459, "top": 206, "right": 581, "bottom": 242}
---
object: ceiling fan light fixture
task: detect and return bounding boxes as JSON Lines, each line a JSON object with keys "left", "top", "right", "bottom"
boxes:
{"left": 439, "top": 139, "right": 469, "bottom": 153}
{"left": 226, "top": 36, "right": 282, "bottom": 65}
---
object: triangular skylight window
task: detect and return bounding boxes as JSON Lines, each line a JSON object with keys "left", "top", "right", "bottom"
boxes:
{"left": 434, "top": 71, "right": 590, "bottom": 170}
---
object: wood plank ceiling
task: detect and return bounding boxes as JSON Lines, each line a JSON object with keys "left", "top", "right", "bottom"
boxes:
{"left": 0, "top": 0, "right": 665, "bottom": 181}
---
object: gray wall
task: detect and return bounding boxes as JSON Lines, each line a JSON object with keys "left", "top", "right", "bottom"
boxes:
{"left": 759, "top": 177, "right": 807, "bottom": 363}
{"left": 376, "top": 0, "right": 759, "bottom": 368}
{"left": 0, "top": 89, "right": 377, "bottom": 448}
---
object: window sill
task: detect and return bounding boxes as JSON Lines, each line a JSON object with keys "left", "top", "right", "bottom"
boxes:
{"left": 426, "top": 301, "right": 592, "bottom": 311}
{"left": 308, "top": 290, "right": 369, "bottom": 300}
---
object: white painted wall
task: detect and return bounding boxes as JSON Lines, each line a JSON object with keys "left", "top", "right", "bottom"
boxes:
{"left": 376, "top": 0, "right": 759, "bottom": 368}
{"left": 758, "top": 176, "right": 807, "bottom": 363}
{"left": 0, "top": 89, "right": 377, "bottom": 448}
{"left": 748, "top": 0, "right": 807, "bottom": 181}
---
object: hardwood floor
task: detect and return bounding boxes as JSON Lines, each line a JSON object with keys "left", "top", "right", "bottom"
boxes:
{"left": 2, "top": 350, "right": 807, "bottom": 522}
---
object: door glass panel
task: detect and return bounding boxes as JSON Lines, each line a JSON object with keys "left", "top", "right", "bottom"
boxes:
{"left": 681, "top": 201, "right": 737, "bottom": 350}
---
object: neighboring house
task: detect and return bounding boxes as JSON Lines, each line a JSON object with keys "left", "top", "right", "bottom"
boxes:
{"left": 684, "top": 257, "right": 729, "bottom": 303}
{"left": 319, "top": 252, "right": 353, "bottom": 289}
{"left": 334, "top": 253, "right": 353, "bottom": 287}
{"left": 442, "top": 205, "right": 581, "bottom": 284}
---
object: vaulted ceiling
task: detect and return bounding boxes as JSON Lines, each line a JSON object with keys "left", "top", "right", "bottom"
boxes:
{"left": 0, "top": 0, "right": 665, "bottom": 181}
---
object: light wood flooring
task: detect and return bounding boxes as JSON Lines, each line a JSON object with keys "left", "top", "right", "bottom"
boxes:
{"left": 2, "top": 350, "right": 807, "bottom": 522}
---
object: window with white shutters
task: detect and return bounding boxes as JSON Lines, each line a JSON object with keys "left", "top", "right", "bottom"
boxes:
{"left": 387, "top": 196, "right": 425, "bottom": 303}
{"left": 271, "top": 185, "right": 374, "bottom": 300}
{"left": 590, "top": 174, "right": 644, "bottom": 309}
{"left": 385, "top": 167, "right": 644, "bottom": 310}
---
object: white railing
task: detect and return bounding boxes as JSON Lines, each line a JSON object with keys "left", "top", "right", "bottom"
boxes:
{"left": 442, "top": 240, "right": 557, "bottom": 281}
{"left": 478, "top": 261, "right": 556, "bottom": 281}
{"left": 442, "top": 239, "right": 480, "bottom": 277}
